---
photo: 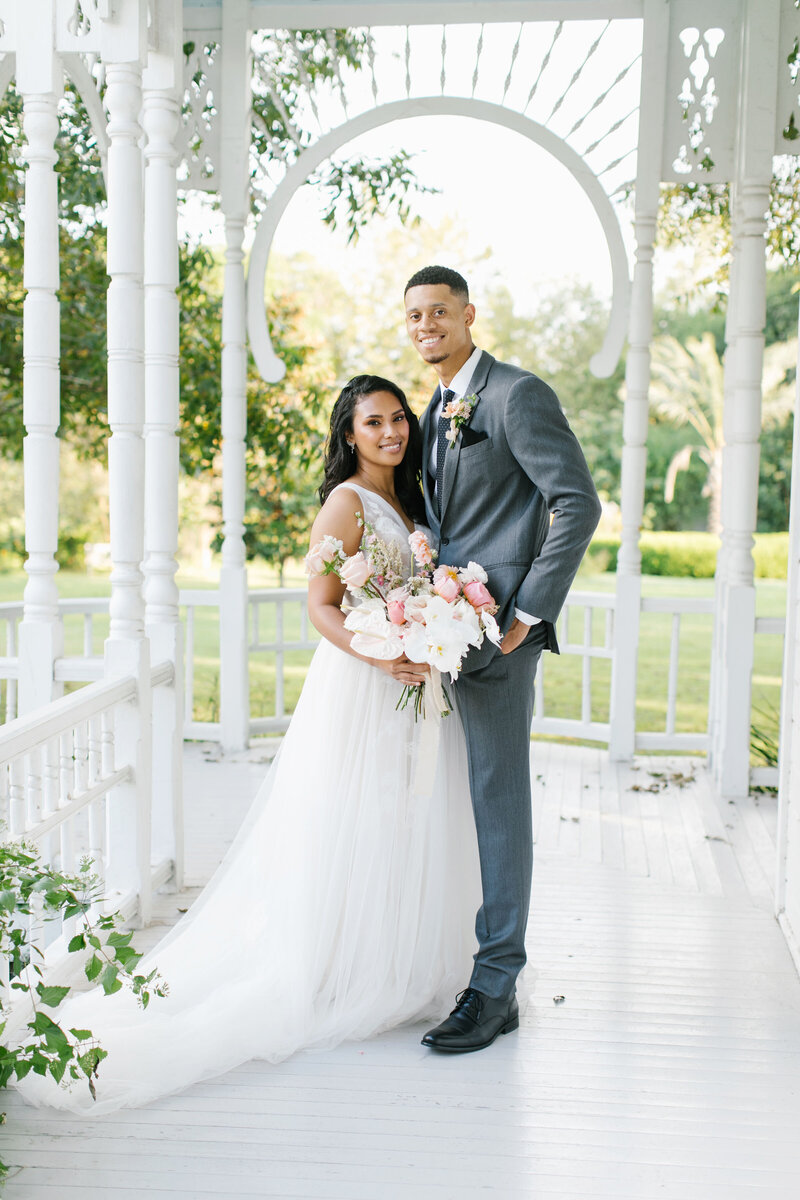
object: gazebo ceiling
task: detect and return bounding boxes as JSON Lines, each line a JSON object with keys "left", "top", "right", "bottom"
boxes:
{"left": 182, "top": 1, "right": 643, "bottom": 30}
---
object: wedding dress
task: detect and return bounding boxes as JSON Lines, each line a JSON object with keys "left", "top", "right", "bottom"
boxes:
{"left": 17, "top": 483, "right": 481, "bottom": 1114}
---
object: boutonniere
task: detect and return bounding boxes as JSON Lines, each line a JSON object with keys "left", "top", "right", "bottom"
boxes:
{"left": 443, "top": 393, "right": 478, "bottom": 448}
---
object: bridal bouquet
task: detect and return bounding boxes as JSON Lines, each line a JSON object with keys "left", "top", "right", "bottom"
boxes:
{"left": 306, "top": 524, "right": 502, "bottom": 717}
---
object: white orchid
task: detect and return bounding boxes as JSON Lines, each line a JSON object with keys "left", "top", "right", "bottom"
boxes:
{"left": 457, "top": 561, "right": 488, "bottom": 585}
{"left": 480, "top": 610, "right": 502, "bottom": 647}
{"left": 403, "top": 619, "right": 466, "bottom": 678}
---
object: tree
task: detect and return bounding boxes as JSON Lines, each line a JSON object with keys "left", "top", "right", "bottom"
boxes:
{"left": 648, "top": 332, "right": 796, "bottom": 534}
{"left": 247, "top": 29, "right": 431, "bottom": 238}
{"left": 481, "top": 279, "right": 625, "bottom": 504}
{"left": 658, "top": 159, "right": 800, "bottom": 299}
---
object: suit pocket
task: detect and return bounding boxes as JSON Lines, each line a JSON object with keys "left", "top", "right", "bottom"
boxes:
{"left": 459, "top": 435, "right": 493, "bottom": 457}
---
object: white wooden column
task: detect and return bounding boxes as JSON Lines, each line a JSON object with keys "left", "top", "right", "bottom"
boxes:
{"left": 102, "top": 3, "right": 152, "bottom": 922}
{"left": 16, "top": 1, "right": 63, "bottom": 715}
{"left": 142, "top": 0, "right": 184, "bottom": 889}
{"left": 709, "top": 0, "right": 780, "bottom": 797}
{"left": 707, "top": 204, "right": 742, "bottom": 770}
{"left": 219, "top": 5, "right": 252, "bottom": 752}
{"left": 608, "top": 0, "right": 668, "bottom": 760}
{"left": 776, "top": 301, "right": 800, "bottom": 971}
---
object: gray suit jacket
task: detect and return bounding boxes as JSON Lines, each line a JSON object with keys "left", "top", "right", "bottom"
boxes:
{"left": 421, "top": 349, "right": 602, "bottom": 673}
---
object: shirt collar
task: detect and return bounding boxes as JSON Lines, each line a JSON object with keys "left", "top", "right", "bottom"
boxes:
{"left": 440, "top": 345, "right": 482, "bottom": 401}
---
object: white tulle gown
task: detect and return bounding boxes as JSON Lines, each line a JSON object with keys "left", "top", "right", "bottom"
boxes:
{"left": 17, "top": 484, "right": 481, "bottom": 1114}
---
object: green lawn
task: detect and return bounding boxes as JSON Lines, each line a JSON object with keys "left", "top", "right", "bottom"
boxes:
{"left": 0, "top": 566, "right": 785, "bottom": 755}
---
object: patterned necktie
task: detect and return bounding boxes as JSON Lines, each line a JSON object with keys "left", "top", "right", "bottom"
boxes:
{"left": 435, "top": 388, "right": 455, "bottom": 515}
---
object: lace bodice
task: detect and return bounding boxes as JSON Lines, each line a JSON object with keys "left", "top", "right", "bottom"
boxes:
{"left": 331, "top": 482, "right": 417, "bottom": 580}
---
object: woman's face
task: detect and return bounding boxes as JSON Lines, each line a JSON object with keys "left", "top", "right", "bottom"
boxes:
{"left": 349, "top": 391, "right": 410, "bottom": 468}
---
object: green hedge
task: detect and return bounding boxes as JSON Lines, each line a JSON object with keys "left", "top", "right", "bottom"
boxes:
{"left": 583, "top": 531, "right": 789, "bottom": 579}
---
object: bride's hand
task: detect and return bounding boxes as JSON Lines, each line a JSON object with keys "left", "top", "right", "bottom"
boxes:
{"left": 378, "top": 656, "right": 430, "bottom": 686}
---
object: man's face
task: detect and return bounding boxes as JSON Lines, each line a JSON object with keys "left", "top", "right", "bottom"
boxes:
{"left": 404, "top": 284, "right": 475, "bottom": 367}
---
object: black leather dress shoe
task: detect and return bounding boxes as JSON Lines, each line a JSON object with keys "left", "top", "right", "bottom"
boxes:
{"left": 421, "top": 988, "right": 519, "bottom": 1053}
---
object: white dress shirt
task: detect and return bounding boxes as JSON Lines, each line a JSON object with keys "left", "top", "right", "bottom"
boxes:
{"left": 428, "top": 345, "right": 483, "bottom": 478}
{"left": 430, "top": 345, "right": 541, "bottom": 629}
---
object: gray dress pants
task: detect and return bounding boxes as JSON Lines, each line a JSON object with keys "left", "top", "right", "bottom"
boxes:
{"left": 453, "top": 624, "right": 547, "bottom": 1000}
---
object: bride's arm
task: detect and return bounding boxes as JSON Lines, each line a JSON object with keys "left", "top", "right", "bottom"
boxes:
{"left": 307, "top": 490, "right": 427, "bottom": 685}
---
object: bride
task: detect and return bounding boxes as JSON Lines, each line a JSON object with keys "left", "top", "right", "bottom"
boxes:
{"left": 17, "top": 374, "right": 481, "bottom": 1114}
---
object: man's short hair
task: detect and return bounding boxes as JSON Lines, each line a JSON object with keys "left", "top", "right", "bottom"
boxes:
{"left": 404, "top": 265, "right": 469, "bottom": 301}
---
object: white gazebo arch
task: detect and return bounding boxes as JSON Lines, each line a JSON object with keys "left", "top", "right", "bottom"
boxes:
{"left": 0, "top": 0, "right": 800, "bottom": 970}
{"left": 244, "top": 98, "right": 632, "bottom": 384}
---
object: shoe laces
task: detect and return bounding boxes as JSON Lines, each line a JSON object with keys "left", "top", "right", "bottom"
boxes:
{"left": 453, "top": 988, "right": 483, "bottom": 1021}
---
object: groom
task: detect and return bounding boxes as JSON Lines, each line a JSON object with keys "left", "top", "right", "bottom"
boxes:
{"left": 405, "top": 265, "right": 601, "bottom": 1053}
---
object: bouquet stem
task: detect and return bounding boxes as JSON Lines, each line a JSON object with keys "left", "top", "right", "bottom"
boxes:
{"left": 395, "top": 679, "right": 452, "bottom": 721}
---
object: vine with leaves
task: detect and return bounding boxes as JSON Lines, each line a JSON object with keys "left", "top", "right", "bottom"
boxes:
{"left": 0, "top": 839, "right": 166, "bottom": 1179}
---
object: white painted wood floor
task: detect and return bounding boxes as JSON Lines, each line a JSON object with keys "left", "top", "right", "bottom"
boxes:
{"left": 3, "top": 742, "right": 800, "bottom": 1199}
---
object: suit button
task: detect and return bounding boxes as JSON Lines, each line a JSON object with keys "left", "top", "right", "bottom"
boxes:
{"left": 440, "top": 537, "right": 449, "bottom": 545}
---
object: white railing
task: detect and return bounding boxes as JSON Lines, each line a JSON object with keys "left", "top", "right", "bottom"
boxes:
{"left": 750, "top": 613, "right": 786, "bottom": 790}
{"left": 248, "top": 588, "right": 320, "bottom": 735}
{"left": 181, "top": 589, "right": 221, "bottom": 741}
{"left": 531, "top": 591, "right": 615, "bottom": 743}
{"left": 1, "top": 585, "right": 783, "bottom": 780}
{"left": 54, "top": 597, "right": 107, "bottom": 684}
{"left": 0, "top": 602, "right": 22, "bottom": 724}
{"left": 635, "top": 594, "right": 715, "bottom": 753}
{"left": 0, "top": 669, "right": 173, "bottom": 1012}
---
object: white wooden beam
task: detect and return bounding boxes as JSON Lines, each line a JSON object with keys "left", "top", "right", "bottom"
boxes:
{"left": 219, "top": 1, "right": 252, "bottom": 752}
{"left": 776, "top": 301, "right": 800, "bottom": 958}
{"left": 608, "top": 0, "right": 668, "bottom": 760}
{"left": 250, "top": 1, "right": 644, "bottom": 27}
{"left": 102, "top": 0, "right": 153, "bottom": 924}
{"left": 183, "top": 2, "right": 644, "bottom": 32}
{"left": 143, "top": 0, "right": 185, "bottom": 890}
{"left": 710, "top": 0, "right": 781, "bottom": 799}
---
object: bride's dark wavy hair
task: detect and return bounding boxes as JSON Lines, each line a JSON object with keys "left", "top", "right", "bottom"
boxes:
{"left": 319, "top": 375, "right": 425, "bottom": 522}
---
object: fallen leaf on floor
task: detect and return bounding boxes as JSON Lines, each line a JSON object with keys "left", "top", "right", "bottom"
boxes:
{"left": 553, "top": 995, "right": 566, "bottom": 1005}
{"left": 629, "top": 767, "right": 696, "bottom": 794}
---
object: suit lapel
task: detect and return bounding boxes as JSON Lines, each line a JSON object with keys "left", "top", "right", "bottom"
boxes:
{"left": 438, "top": 350, "right": 494, "bottom": 526}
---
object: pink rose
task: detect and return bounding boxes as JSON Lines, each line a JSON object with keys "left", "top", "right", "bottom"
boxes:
{"left": 463, "top": 579, "right": 496, "bottom": 613}
{"left": 387, "top": 600, "right": 406, "bottom": 625}
{"left": 433, "top": 565, "right": 461, "bottom": 604}
{"left": 340, "top": 552, "right": 373, "bottom": 589}
{"left": 305, "top": 547, "right": 325, "bottom": 576}
{"left": 318, "top": 535, "right": 342, "bottom": 563}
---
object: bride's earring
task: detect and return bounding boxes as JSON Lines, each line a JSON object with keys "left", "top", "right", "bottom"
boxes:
{"left": 348, "top": 441, "right": 355, "bottom": 455}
